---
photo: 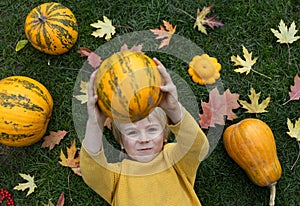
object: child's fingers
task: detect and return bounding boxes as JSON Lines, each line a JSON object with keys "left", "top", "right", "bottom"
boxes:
{"left": 153, "top": 58, "right": 171, "bottom": 84}
{"left": 88, "top": 70, "right": 98, "bottom": 98}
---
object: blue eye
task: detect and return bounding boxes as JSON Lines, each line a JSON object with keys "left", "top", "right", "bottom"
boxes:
{"left": 148, "top": 127, "right": 159, "bottom": 133}
{"left": 126, "top": 130, "right": 138, "bottom": 137}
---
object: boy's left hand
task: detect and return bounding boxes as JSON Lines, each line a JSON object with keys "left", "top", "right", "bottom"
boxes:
{"left": 153, "top": 58, "right": 182, "bottom": 124}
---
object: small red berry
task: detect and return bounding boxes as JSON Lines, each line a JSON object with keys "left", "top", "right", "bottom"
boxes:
{"left": 0, "top": 189, "right": 15, "bottom": 206}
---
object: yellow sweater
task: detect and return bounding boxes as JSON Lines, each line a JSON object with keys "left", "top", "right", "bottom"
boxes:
{"left": 80, "top": 109, "right": 209, "bottom": 206}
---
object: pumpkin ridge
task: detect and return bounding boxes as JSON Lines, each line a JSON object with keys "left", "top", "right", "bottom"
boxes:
{"left": 0, "top": 93, "right": 44, "bottom": 112}
{"left": 10, "top": 77, "right": 52, "bottom": 106}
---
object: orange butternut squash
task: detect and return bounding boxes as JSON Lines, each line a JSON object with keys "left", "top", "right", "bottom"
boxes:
{"left": 223, "top": 118, "right": 282, "bottom": 206}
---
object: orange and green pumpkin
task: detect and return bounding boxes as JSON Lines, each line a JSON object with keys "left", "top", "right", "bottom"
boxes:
{"left": 94, "top": 51, "right": 163, "bottom": 123}
{"left": 0, "top": 76, "right": 53, "bottom": 147}
{"left": 24, "top": 2, "right": 78, "bottom": 55}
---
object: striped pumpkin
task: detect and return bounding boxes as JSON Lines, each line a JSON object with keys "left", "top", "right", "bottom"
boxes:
{"left": 94, "top": 51, "right": 163, "bottom": 123}
{"left": 0, "top": 76, "right": 53, "bottom": 147}
{"left": 24, "top": 2, "right": 78, "bottom": 55}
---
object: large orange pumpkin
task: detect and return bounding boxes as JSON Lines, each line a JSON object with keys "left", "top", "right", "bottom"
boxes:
{"left": 24, "top": 2, "right": 78, "bottom": 55}
{"left": 0, "top": 76, "right": 53, "bottom": 147}
{"left": 94, "top": 51, "right": 163, "bottom": 123}
{"left": 223, "top": 118, "right": 282, "bottom": 206}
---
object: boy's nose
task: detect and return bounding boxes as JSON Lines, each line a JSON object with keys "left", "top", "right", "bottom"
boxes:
{"left": 138, "top": 132, "right": 150, "bottom": 142}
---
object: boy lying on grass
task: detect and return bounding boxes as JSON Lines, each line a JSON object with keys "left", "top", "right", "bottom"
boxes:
{"left": 80, "top": 58, "right": 209, "bottom": 206}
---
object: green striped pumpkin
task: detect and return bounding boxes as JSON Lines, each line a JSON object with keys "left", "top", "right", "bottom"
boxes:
{"left": 0, "top": 76, "right": 53, "bottom": 147}
{"left": 94, "top": 51, "right": 163, "bottom": 123}
{"left": 24, "top": 2, "right": 78, "bottom": 55}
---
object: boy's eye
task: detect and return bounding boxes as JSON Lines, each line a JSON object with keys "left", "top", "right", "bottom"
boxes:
{"left": 126, "top": 130, "right": 138, "bottom": 137}
{"left": 148, "top": 127, "right": 158, "bottom": 133}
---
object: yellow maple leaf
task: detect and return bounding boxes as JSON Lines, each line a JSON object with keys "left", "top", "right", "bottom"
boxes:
{"left": 231, "top": 45, "right": 258, "bottom": 75}
{"left": 91, "top": 16, "right": 116, "bottom": 41}
{"left": 193, "top": 4, "right": 223, "bottom": 35}
{"left": 271, "top": 20, "right": 300, "bottom": 44}
{"left": 287, "top": 117, "right": 300, "bottom": 170}
{"left": 13, "top": 173, "right": 37, "bottom": 196}
{"left": 73, "top": 81, "right": 88, "bottom": 104}
{"left": 59, "top": 139, "right": 80, "bottom": 168}
{"left": 150, "top": 20, "right": 176, "bottom": 49}
{"left": 287, "top": 118, "right": 300, "bottom": 141}
{"left": 239, "top": 87, "right": 270, "bottom": 113}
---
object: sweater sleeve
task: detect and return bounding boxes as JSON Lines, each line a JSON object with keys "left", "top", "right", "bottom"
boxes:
{"left": 166, "top": 107, "right": 209, "bottom": 184}
{"left": 80, "top": 143, "right": 120, "bottom": 204}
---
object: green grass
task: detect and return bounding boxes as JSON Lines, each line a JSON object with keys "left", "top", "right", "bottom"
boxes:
{"left": 0, "top": 0, "right": 299, "bottom": 205}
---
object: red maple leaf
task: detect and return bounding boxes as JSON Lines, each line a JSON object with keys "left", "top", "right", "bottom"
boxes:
{"left": 77, "top": 47, "right": 102, "bottom": 69}
{"left": 289, "top": 74, "right": 300, "bottom": 101}
{"left": 283, "top": 74, "right": 300, "bottom": 105}
{"left": 199, "top": 88, "right": 240, "bottom": 129}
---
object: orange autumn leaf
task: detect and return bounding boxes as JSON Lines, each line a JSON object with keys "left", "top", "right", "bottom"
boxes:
{"left": 41, "top": 130, "right": 68, "bottom": 150}
{"left": 150, "top": 20, "right": 176, "bottom": 49}
{"left": 59, "top": 139, "right": 80, "bottom": 168}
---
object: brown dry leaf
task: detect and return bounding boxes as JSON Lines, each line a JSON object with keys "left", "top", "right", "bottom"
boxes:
{"left": 77, "top": 47, "right": 102, "bottom": 69}
{"left": 41, "top": 130, "right": 68, "bottom": 150}
{"left": 150, "top": 20, "right": 176, "bottom": 49}
{"left": 59, "top": 139, "right": 80, "bottom": 168}
{"left": 239, "top": 87, "right": 270, "bottom": 113}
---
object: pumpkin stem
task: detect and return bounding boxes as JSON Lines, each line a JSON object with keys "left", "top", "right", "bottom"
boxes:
{"left": 38, "top": 14, "right": 47, "bottom": 23}
{"left": 269, "top": 182, "right": 277, "bottom": 206}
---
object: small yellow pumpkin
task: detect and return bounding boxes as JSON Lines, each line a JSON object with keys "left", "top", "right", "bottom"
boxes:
{"left": 188, "top": 54, "right": 221, "bottom": 85}
{"left": 223, "top": 118, "right": 282, "bottom": 206}
{"left": 24, "top": 2, "right": 78, "bottom": 55}
{"left": 94, "top": 51, "right": 163, "bottom": 123}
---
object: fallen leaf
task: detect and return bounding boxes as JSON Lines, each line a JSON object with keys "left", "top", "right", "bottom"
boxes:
{"left": 231, "top": 45, "right": 258, "bottom": 75}
{"left": 91, "top": 16, "right": 116, "bottom": 41}
{"left": 73, "top": 81, "right": 89, "bottom": 104}
{"left": 199, "top": 88, "right": 240, "bottom": 129}
{"left": 104, "top": 117, "right": 112, "bottom": 130}
{"left": 15, "top": 40, "right": 28, "bottom": 52}
{"left": 120, "top": 43, "right": 143, "bottom": 52}
{"left": 59, "top": 139, "right": 80, "bottom": 168}
{"left": 41, "top": 130, "right": 68, "bottom": 150}
{"left": 239, "top": 87, "right": 270, "bottom": 113}
{"left": 193, "top": 4, "right": 224, "bottom": 35}
{"left": 150, "top": 20, "right": 176, "bottom": 49}
{"left": 56, "top": 192, "right": 65, "bottom": 206}
{"left": 13, "top": 173, "right": 37, "bottom": 196}
{"left": 287, "top": 118, "right": 300, "bottom": 141}
{"left": 45, "top": 192, "right": 64, "bottom": 206}
{"left": 77, "top": 47, "right": 102, "bottom": 69}
{"left": 271, "top": 20, "right": 300, "bottom": 44}
{"left": 59, "top": 139, "right": 81, "bottom": 176}
{"left": 287, "top": 118, "right": 300, "bottom": 170}
{"left": 283, "top": 74, "right": 300, "bottom": 105}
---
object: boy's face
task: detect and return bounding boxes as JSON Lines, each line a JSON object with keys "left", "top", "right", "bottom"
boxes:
{"left": 118, "top": 115, "right": 165, "bottom": 163}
